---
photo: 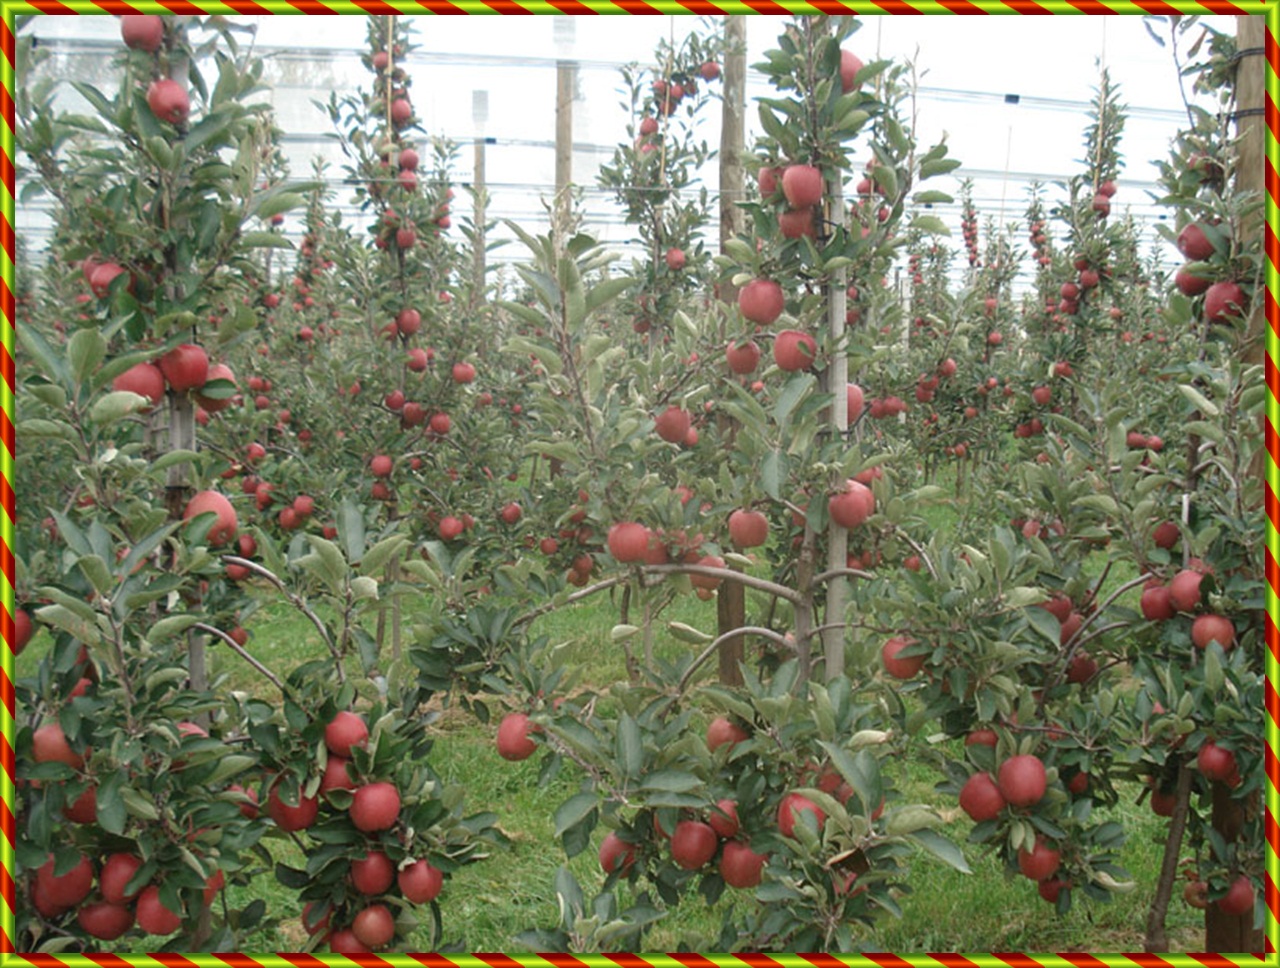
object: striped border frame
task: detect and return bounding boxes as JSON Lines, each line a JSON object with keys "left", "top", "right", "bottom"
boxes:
{"left": 0, "top": 3, "right": 1276, "bottom": 965}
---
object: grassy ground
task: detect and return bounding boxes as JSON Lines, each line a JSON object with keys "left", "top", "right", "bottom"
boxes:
{"left": 19, "top": 466, "right": 1196, "bottom": 952}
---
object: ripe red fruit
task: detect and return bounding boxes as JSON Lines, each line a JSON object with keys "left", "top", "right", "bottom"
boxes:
{"left": 398, "top": 859, "right": 444, "bottom": 903}
{"left": 671, "top": 820, "right": 718, "bottom": 870}
{"left": 496, "top": 712, "right": 538, "bottom": 761}
{"left": 1038, "top": 877, "right": 1070, "bottom": 904}
{"left": 1217, "top": 874, "right": 1255, "bottom": 916}
{"left": 429, "top": 412, "right": 452, "bottom": 435}
{"left": 966, "top": 729, "right": 998, "bottom": 748}
{"left": 998, "top": 755, "right": 1047, "bottom": 807}
{"left": 352, "top": 904, "right": 396, "bottom": 949}
{"left": 773, "top": 330, "right": 816, "bottom": 371}
{"left": 1168, "top": 569, "right": 1205, "bottom": 612}
{"left": 738, "top": 279, "right": 785, "bottom": 326}
{"left": 302, "top": 901, "right": 331, "bottom": 936}
{"left": 329, "top": 929, "right": 372, "bottom": 954}
{"left": 728, "top": 509, "right": 768, "bottom": 549}
{"left": 959, "top": 772, "right": 1006, "bottom": 822}
{"left": 777, "top": 792, "right": 825, "bottom": 838}
{"left": 399, "top": 148, "right": 419, "bottom": 170}
{"left": 370, "top": 455, "right": 393, "bottom": 478}
{"left": 781, "top": 165, "right": 824, "bottom": 208}
{"left": 77, "top": 901, "right": 135, "bottom": 940}
{"left": 700, "top": 61, "right": 720, "bottom": 81}
{"left": 1031, "top": 386, "right": 1051, "bottom": 406}
{"left": 390, "top": 98, "right": 412, "bottom": 125}
{"left": 64, "top": 785, "right": 97, "bottom": 823}
{"left": 1191, "top": 614, "right": 1235, "bottom": 651}
{"left": 706, "top": 716, "right": 748, "bottom": 751}
{"left": 229, "top": 782, "right": 259, "bottom": 818}
{"left": 33, "top": 722, "right": 83, "bottom": 769}
{"left": 725, "top": 339, "right": 761, "bottom": 374}
{"left": 720, "top": 840, "right": 767, "bottom": 888}
{"left": 38, "top": 854, "right": 94, "bottom": 908}
{"left": 266, "top": 784, "right": 319, "bottom": 831}
{"left": 664, "top": 248, "right": 686, "bottom": 271}
{"left": 828, "top": 479, "right": 875, "bottom": 529}
{"left": 1150, "top": 786, "right": 1176, "bottom": 816}
{"left": 1175, "top": 265, "right": 1212, "bottom": 297}
{"left": 136, "top": 884, "right": 183, "bottom": 935}
{"left": 1141, "top": 584, "right": 1176, "bottom": 621}
{"left": 881, "top": 636, "right": 925, "bottom": 679}
{"left": 121, "top": 14, "right": 164, "bottom": 51}
{"left": 158, "top": 343, "right": 209, "bottom": 392}
{"left": 351, "top": 782, "right": 401, "bottom": 832}
{"left": 654, "top": 406, "right": 691, "bottom": 444}
{"left": 500, "top": 502, "right": 522, "bottom": 525}
{"left": 451, "top": 362, "right": 476, "bottom": 384}
{"left": 396, "top": 307, "right": 421, "bottom": 336}
{"left": 839, "top": 49, "right": 864, "bottom": 92}
{"left": 1177, "top": 222, "right": 1215, "bottom": 261}
{"left": 778, "top": 207, "right": 815, "bottom": 239}
{"left": 325, "top": 711, "right": 368, "bottom": 758}
{"left": 1017, "top": 836, "right": 1061, "bottom": 881}
{"left": 194, "top": 362, "right": 237, "bottom": 414}
{"left": 1204, "top": 280, "right": 1246, "bottom": 324}
{"left": 320, "top": 755, "right": 354, "bottom": 795}
{"left": 598, "top": 832, "right": 637, "bottom": 875}
{"left": 99, "top": 853, "right": 144, "bottom": 905}
{"left": 14, "top": 608, "right": 32, "bottom": 655}
{"left": 113, "top": 362, "right": 166, "bottom": 408}
{"left": 1152, "top": 521, "right": 1180, "bottom": 549}
{"left": 438, "top": 516, "right": 464, "bottom": 541}
{"left": 1197, "top": 741, "right": 1237, "bottom": 783}
{"left": 608, "top": 522, "right": 650, "bottom": 563}
{"left": 846, "top": 383, "right": 865, "bottom": 420}
{"left": 350, "top": 850, "right": 395, "bottom": 895}
{"left": 147, "top": 78, "right": 190, "bottom": 124}
{"left": 757, "top": 166, "right": 780, "bottom": 197}
{"left": 708, "top": 798, "right": 740, "bottom": 839}
{"left": 183, "top": 490, "right": 237, "bottom": 546}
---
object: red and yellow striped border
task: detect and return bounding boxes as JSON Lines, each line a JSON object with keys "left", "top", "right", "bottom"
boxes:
{"left": 0, "top": 2, "right": 1277, "bottom": 963}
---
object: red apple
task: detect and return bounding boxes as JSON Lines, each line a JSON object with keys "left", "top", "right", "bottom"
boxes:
{"left": 1177, "top": 222, "right": 1215, "bottom": 261}
{"left": 325, "top": 711, "right": 368, "bottom": 758}
{"left": 828, "top": 479, "right": 874, "bottom": 529}
{"left": 725, "top": 339, "right": 761, "bottom": 374}
{"left": 608, "top": 522, "right": 650, "bottom": 563}
{"left": 77, "top": 901, "right": 135, "bottom": 940}
{"left": 998, "top": 755, "right": 1047, "bottom": 807}
{"left": 1204, "top": 280, "right": 1246, "bottom": 324}
{"left": 881, "top": 636, "right": 924, "bottom": 679}
{"left": 598, "top": 831, "right": 637, "bottom": 875}
{"left": 728, "top": 509, "right": 769, "bottom": 548}
{"left": 147, "top": 78, "right": 190, "bottom": 124}
{"left": 1168, "top": 569, "right": 1205, "bottom": 612}
{"left": 839, "top": 49, "right": 864, "bottom": 93}
{"left": 773, "top": 329, "right": 816, "bottom": 371}
{"left": 113, "top": 362, "right": 166, "bottom": 408}
{"left": 654, "top": 406, "right": 691, "bottom": 444}
{"left": 266, "top": 783, "right": 319, "bottom": 831}
{"left": 1191, "top": 614, "right": 1235, "bottom": 651}
{"left": 781, "top": 165, "right": 823, "bottom": 209}
{"left": 1197, "top": 741, "right": 1237, "bottom": 783}
{"left": 352, "top": 904, "right": 396, "bottom": 949}
{"left": 136, "top": 884, "right": 183, "bottom": 935}
{"left": 739, "top": 279, "right": 785, "bottom": 326}
{"left": 959, "top": 772, "right": 1005, "bottom": 822}
{"left": 158, "top": 343, "right": 209, "bottom": 392}
{"left": 706, "top": 716, "right": 748, "bottom": 751}
{"left": 719, "top": 840, "right": 767, "bottom": 888}
{"left": 496, "top": 712, "right": 538, "bottom": 761}
{"left": 183, "top": 490, "right": 237, "bottom": 546}
{"left": 350, "top": 850, "right": 395, "bottom": 895}
{"left": 1017, "top": 836, "right": 1061, "bottom": 881}
{"left": 350, "top": 782, "right": 401, "bottom": 832}
{"left": 398, "top": 859, "right": 444, "bottom": 903}
{"left": 121, "top": 14, "right": 164, "bottom": 52}
{"left": 777, "top": 792, "right": 825, "bottom": 838}
{"left": 671, "top": 820, "right": 718, "bottom": 870}
{"left": 33, "top": 722, "right": 83, "bottom": 769}
{"left": 99, "top": 852, "right": 144, "bottom": 905}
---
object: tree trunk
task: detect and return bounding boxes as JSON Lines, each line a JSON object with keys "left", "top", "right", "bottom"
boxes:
{"left": 554, "top": 59, "right": 575, "bottom": 251}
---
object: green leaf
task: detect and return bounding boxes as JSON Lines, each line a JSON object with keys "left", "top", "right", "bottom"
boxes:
{"left": 240, "top": 231, "right": 293, "bottom": 249}
{"left": 909, "top": 215, "right": 952, "bottom": 237}
{"left": 639, "top": 770, "right": 702, "bottom": 794}
{"left": 912, "top": 190, "right": 954, "bottom": 205}
{"left": 1024, "top": 607, "right": 1061, "bottom": 647}
{"left": 206, "top": 754, "right": 256, "bottom": 786}
{"left": 350, "top": 576, "right": 379, "bottom": 602}
{"left": 150, "top": 614, "right": 202, "bottom": 644}
{"left": 76, "top": 555, "right": 113, "bottom": 596}
{"left": 773, "top": 372, "right": 816, "bottom": 427}
{"left": 359, "top": 535, "right": 409, "bottom": 575}
{"left": 616, "top": 714, "right": 643, "bottom": 780}
{"left": 667, "top": 622, "right": 713, "bottom": 645}
{"left": 761, "top": 449, "right": 786, "bottom": 502}
{"left": 1177, "top": 384, "right": 1219, "bottom": 417}
{"left": 254, "top": 192, "right": 305, "bottom": 221}
{"left": 911, "top": 828, "right": 972, "bottom": 873}
{"left": 67, "top": 329, "right": 106, "bottom": 384}
{"left": 338, "top": 499, "right": 366, "bottom": 565}
{"left": 89, "top": 391, "right": 150, "bottom": 425}
{"left": 920, "top": 157, "right": 962, "bottom": 179}
{"left": 584, "top": 276, "right": 635, "bottom": 316}
{"left": 34, "top": 603, "right": 101, "bottom": 646}
{"left": 120, "top": 786, "right": 159, "bottom": 821}
{"left": 553, "top": 792, "right": 600, "bottom": 837}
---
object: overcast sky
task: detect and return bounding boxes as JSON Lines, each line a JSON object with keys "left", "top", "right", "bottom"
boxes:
{"left": 23, "top": 14, "right": 1235, "bottom": 279}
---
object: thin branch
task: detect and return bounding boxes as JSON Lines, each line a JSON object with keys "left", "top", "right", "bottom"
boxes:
{"left": 222, "top": 555, "right": 343, "bottom": 682}
{"left": 513, "top": 575, "right": 630, "bottom": 629}
{"left": 678, "top": 625, "right": 794, "bottom": 696}
{"left": 642, "top": 563, "right": 803, "bottom": 604}
{"left": 813, "top": 566, "right": 875, "bottom": 585}
{"left": 193, "top": 622, "right": 286, "bottom": 694}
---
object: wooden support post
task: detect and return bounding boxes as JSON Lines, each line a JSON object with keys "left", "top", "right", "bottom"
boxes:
{"left": 1203, "top": 18, "right": 1264, "bottom": 953}
{"left": 472, "top": 136, "right": 487, "bottom": 311}
{"left": 715, "top": 16, "right": 748, "bottom": 687}
{"left": 555, "top": 60, "right": 575, "bottom": 249}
